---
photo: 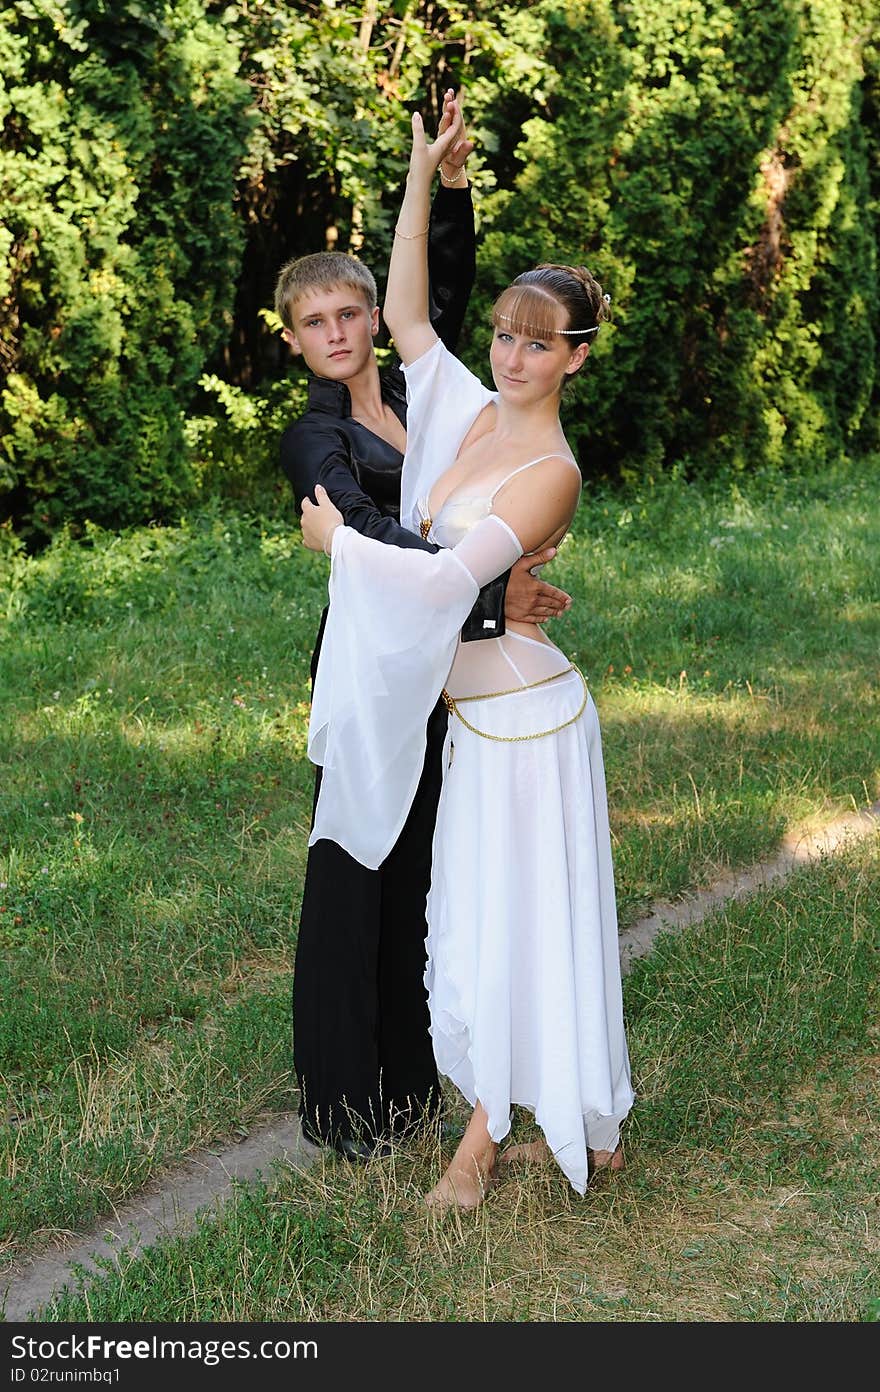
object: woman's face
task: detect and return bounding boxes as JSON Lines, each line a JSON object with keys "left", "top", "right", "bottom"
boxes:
{"left": 489, "top": 320, "right": 587, "bottom": 405}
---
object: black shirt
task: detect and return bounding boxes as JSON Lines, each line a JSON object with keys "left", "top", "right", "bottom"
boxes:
{"left": 280, "top": 185, "right": 507, "bottom": 642}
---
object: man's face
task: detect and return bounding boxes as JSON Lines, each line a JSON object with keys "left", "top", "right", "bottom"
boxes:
{"left": 283, "top": 284, "right": 379, "bottom": 381}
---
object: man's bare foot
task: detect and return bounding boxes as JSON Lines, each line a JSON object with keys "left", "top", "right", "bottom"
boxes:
{"left": 587, "top": 1142, "right": 624, "bottom": 1178}
{"left": 498, "top": 1139, "right": 550, "bottom": 1167}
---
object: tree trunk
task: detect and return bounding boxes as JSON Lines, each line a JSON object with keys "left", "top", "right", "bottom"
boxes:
{"left": 350, "top": 1, "right": 380, "bottom": 252}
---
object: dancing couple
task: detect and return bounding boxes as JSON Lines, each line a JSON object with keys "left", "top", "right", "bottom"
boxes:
{"left": 283, "top": 93, "right": 633, "bottom": 1207}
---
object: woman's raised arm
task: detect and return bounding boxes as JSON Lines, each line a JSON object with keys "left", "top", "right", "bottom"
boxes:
{"left": 383, "top": 102, "right": 467, "bottom": 365}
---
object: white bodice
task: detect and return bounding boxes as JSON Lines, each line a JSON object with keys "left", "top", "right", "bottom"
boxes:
{"left": 428, "top": 494, "right": 493, "bottom": 549}
{"left": 419, "top": 450, "right": 575, "bottom": 551}
{"left": 417, "top": 476, "right": 574, "bottom": 701}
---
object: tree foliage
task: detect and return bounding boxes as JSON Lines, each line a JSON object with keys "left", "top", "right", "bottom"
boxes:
{"left": 0, "top": 0, "right": 251, "bottom": 537}
{"left": 461, "top": 0, "right": 879, "bottom": 477}
{"left": 1, "top": 0, "right": 878, "bottom": 535}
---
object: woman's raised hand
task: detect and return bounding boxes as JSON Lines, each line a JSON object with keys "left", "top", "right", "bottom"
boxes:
{"left": 436, "top": 89, "right": 474, "bottom": 183}
{"left": 408, "top": 93, "right": 467, "bottom": 183}
{"left": 386, "top": 93, "right": 469, "bottom": 357}
{"left": 301, "top": 484, "right": 344, "bottom": 555}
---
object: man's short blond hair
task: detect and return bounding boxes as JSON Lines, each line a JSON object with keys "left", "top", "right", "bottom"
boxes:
{"left": 274, "top": 252, "right": 378, "bottom": 331}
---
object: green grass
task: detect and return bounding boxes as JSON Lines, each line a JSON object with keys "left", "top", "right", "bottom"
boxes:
{"left": 33, "top": 834, "right": 880, "bottom": 1323}
{"left": 557, "top": 465, "right": 880, "bottom": 917}
{"left": 0, "top": 462, "right": 878, "bottom": 1261}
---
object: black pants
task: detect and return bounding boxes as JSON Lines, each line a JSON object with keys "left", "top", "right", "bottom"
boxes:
{"left": 293, "top": 692, "right": 448, "bottom": 1147}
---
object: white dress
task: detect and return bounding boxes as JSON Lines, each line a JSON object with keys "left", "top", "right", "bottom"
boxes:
{"left": 309, "top": 339, "right": 633, "bottom": 1193}
{"left": 422, "top": 492, "right": 633, "bottom": 1195}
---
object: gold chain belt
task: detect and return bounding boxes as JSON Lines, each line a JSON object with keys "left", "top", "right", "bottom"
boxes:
{"left": 441, "top": 665, "right": 588, "bottom": 742}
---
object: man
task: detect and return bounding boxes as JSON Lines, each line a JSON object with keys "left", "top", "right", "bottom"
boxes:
{"left": 277, "top": 98, "right": 572, "bottom": 1159}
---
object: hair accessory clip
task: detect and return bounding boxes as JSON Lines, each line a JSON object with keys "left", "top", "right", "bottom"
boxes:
{"left": 603, "top": 292, "right": 612, "bottom": 303}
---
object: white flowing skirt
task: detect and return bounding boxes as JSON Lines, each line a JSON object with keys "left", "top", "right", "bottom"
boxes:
{"left": 425, "top": 666, "right": 634, "bottom": 1195}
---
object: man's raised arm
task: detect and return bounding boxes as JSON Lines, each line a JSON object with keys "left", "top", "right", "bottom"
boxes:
{"left": 427, "top": 89, "right": 475, "bottom": 352}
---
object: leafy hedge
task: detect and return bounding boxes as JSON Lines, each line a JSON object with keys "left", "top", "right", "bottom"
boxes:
{"left": 1, "top": 1, "right": 878, "bottom": 537}
{"left": 0, "top": 0, "right": 251, "bottom": 538}
{"left": 463, "top": 0, "right": 880, "bottom": 478}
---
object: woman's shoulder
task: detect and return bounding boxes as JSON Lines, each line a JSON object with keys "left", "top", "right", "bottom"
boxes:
{"left": 491, "top": 451, "right": 582, "bottom": 503}
{"left": 487, "top": 452, "right": 581, "bottom": 554}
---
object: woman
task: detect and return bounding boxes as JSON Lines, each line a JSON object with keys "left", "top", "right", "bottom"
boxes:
{"left": 301, "top": 104, "right": 633, "bottom": 1208}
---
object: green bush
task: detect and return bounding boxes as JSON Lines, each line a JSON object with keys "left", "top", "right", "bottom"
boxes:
{"left": 2, "top": 1, "right": 878, "bottom": 539}
{"left": 186, "top": 371, "right": 308, "bottom": 514}
{"left": 0, "top": 0, "right": 252, "bottom": 539}
{"left": 460, "top": 0, "right": 879, "bottom": 479}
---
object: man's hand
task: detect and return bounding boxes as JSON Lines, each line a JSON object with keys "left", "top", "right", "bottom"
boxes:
{"left": 437, "top": 89, "right": 473, "bottom": 183}
{"left": 504, "top": 547, "right": 572, "bottom": 625}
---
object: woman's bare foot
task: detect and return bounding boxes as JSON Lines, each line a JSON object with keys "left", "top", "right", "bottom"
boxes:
{"left": 587, "top": 1142, "right": 625, "bottom": 1178}
{"left": 499, "top": 1139, "right": 550, "bottom": 1167}
{"left": 425, "top": 1158, "right": 496, "bottom": 1210}
{"left": 425, "top": 1102, "right": 498, "bottom": 1211}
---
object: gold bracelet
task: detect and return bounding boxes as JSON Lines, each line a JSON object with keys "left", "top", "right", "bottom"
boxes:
{"left": 394, "top": 225, "right": 429, "bottom": 239}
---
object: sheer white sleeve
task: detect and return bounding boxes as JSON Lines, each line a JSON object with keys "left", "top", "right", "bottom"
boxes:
{"left": 448, "top": 514, "right": 522, "bottom": 587}
{"left": 308, "top": 515, "right": 522, "bottom": 870}
{"left": 400, "top": 339, "right": 495, "bottom": 533}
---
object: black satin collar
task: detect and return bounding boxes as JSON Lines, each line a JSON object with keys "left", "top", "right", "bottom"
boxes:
{"left": 306, "top": 367, "right": 407, "bottom": 423}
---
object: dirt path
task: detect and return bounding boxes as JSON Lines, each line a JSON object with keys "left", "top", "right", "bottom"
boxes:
{"left": 3, "top": 799, "right": 877, "bottom": 1322}
{"left": 617, "top": 798, "right": 880, "bottom": 970}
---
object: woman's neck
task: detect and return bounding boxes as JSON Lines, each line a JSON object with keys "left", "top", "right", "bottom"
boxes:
{"left": 492, "top": 396, "right": 564, "bottom": 448}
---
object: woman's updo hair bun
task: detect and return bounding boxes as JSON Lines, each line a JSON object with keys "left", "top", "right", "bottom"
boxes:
{"left": 491, "top": 262, "right": 611, "bottom": 372}
{"left": 551, "top": 264, "right": 612, "bottom": 338}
